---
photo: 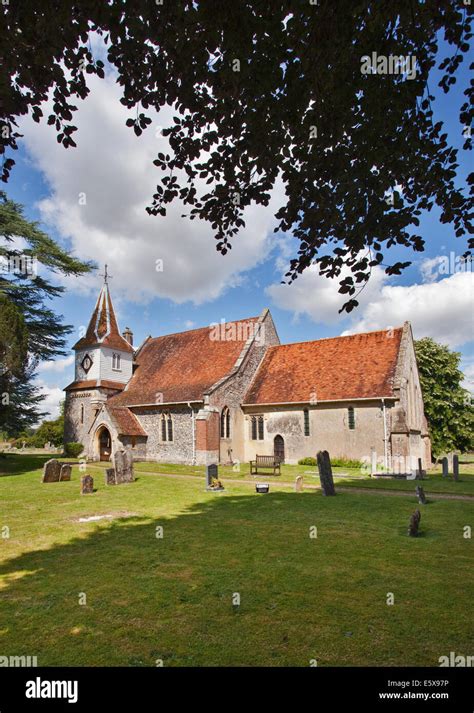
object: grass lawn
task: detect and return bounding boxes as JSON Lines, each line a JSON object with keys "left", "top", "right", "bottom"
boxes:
{"left": 0, "top": 454, "right": 472, "bottom": 666}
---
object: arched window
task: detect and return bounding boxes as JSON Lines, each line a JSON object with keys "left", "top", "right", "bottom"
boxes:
{"left": 161, "top": 412, "right": 173, "bottom": 442}
{"left": 112, "top": 353, "right": 121, "bottom": 370}
{"left": 258, "top": 415, "right": 264, "bottom": 440}
{"left": 80, "top": 404, "right": 84, "bottom": 424}
{"left": 220, "top": 407, "right": 231, "bottom": 438}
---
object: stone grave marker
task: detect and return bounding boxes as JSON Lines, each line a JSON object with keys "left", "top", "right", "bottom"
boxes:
{"left": 114, "top": 449, "right": 134, "bottom": 484}
{"left": 408, "top": 509, "right": 421, "bottom": 537}
{"left": 295, "top": 475, "right": 303, "bottom": 492}
{"left": 59, "top": 464, "right": 71, "bottom": 481}
{"left": 416, "top": 458, "right": 424, "bottom": 480}
{"left": 206, "top": 463, "right": 218, "bottom": 489}
{"left": 453, "top": 454, "right": 459, "bottom": 482}
{"left": 316, "top": 450, "right": 336, "bottom": 496}
{"left": 415, "top": 485, "right": 427, "bottom": 505}
{"left": 105, "top": 468, "right": 116, "bottom": 486}
{"left": 441, "top": 457, "right": 449, "bottom": 478}
{"left": 42, "top": 459, "right": 61, "bottom": 483}
{"left": 80, "top": 474, "right": 94, "bottom": 495}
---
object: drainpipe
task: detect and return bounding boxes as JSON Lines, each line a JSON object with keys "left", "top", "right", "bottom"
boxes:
{"left": 381, "top": 398, "right": 388, "bottom": 471}
{"left": 188, "top": 402, "right": 196, "bottom": 465}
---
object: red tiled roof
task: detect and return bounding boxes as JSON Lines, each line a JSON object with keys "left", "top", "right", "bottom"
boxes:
{"left": 64, "top": 379, "right": 127, "bottom": 392}
{"left": 107, "top": 407, "right": 147, "bottom": 437}
{"left": 108, "top": 318, "right": 259, "bottom": 406}
{"left": 244, "top": 328, "right": 403, "bottom": 404}
{"left": 73, "top": 284, "right": 134, "bottom": 353}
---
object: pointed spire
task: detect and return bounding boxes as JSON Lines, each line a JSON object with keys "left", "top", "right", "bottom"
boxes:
{"left": 73, "top": 272, "right": 134, "bottom": 353}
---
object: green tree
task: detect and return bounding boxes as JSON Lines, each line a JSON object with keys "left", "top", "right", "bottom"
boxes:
{"left": 0, "top": 1, "right": 472, "bottom": 311}
{"left": 0, "top": 192, "right": 92, "bottom": 434}
{"left": 415, "top": 338, "right": 473, "bottom": 456}
{"left": 30, "top": 403, "right": 65, "bottom": 448}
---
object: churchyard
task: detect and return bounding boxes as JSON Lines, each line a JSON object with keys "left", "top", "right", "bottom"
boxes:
{"left": 0, "top": 453, "right": 472, "bottom": 666}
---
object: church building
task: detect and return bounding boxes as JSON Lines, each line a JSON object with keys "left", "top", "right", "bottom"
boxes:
{"left": 64, "top": 277, "right": 431, "bottom": 472}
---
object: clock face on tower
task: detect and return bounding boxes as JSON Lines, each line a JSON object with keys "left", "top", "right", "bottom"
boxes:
{"left": 81, "top": 353, "right": 93, "bottom": 374}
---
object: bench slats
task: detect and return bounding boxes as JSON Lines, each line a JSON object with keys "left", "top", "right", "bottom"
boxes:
{"left": 250, "top": 455, "right": 281, "bottom": 476}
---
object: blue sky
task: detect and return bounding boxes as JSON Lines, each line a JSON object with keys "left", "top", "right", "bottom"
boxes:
{"left": 5, "top": 40, "right": 473, "bottom": 418}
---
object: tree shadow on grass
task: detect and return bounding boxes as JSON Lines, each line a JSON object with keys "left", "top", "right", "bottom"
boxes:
{"left": 0, "top": 489, "right": 471, "bottom": 666}
{"left": 0, "top": 453, "right": 53, "bottom": 477}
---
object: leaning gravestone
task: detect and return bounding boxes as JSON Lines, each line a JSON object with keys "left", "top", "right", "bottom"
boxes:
{"left": 42, "top": 459, "right": 61, "bottom": 483}
{"left": 105, "top": 468, "right": 116, "bottom": 486}
{"left": 295, "top": 475, "right": 303, "bottom": 492}
{"left": 59, "top": 464, "right": 71, "bottom": 481}
{"left": 114, "top": 449, "right": 134, "bottom": 484}
{"left": 408, "top": 509, "right": 421, "bottom": 537}
{"left": 453, "top": 454, "right": 459, "bottom": 482}
{"left": 441, "top": 457, "right": 449, "bottom": 478}
{"left": 80, "top": 474, "right": 94, "bottom": 495}
{"left": 415, "top": 485, "right": 427, "bottom": 505}
{"left": 316, "top": 450, "right": 336, "bottom": 496}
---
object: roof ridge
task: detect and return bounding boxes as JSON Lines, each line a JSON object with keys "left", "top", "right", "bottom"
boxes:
{"left": 144, "top": 315, "right": 260, "bottom": 343}
{"left": 264, "top": 326, "right": 404, "bottom": 351}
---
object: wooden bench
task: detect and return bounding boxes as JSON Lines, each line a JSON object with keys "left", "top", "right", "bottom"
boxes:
{"left": 250, "top": 455, "right": 281, "bottom": 476}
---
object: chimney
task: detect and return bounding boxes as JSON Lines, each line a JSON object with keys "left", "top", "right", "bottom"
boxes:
{"left": 122, "top": 327, "right": 133, "bottom": 346}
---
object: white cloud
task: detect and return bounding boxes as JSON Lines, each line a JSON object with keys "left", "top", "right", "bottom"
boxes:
{"left": 19, "top": 73, "right": 284, "bottom": 305}
{"left": 343, "top": 271, "right": 474, "bottom": 347}
{"left": 36, "top": 381, "right": 64, "bottom": 421}
{"left": 266, "top": 262, "right": 387, "bottom": 326}
{"left": 37, "top": 355, "right": 74, "bottom": 373}
{"left": 267, "top": 258, "right": 473, "bottom": 348}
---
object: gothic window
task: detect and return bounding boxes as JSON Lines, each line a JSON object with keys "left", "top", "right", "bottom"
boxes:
{"left": 251, "top": 415, "right": 264, "bottom": 441}
{"left": 303, "top": 408, "right": 310, "bottom": 436}
{"left": 251, "top": 416, "right": 257, "bottom": 440}
{"left": 80, "top": 404, "right": 84, "bottom": 424}
{"left": 348, "top": 407, "right": 355, "bottom": 430}
{"left": 112, "top": 353, "right": 121, "bottom": 371}
{"left": 161, "top": 413, "right": 173, "bottom": 442}
{"left": 220, "top": 407, "right": 231, "bottom": 438}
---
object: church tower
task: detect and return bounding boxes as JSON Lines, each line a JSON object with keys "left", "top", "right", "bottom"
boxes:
{"left": 63, "top": 267, "right": 134, "bottom": 451}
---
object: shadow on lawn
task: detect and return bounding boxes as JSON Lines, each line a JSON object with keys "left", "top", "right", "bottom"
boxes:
{"left": 0, "top": 489, "right": 466, "bottom": 666}
{"left": 0, "top": 453, "right": 53, "bottom": 477}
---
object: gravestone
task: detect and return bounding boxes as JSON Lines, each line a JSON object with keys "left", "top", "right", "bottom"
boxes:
{"left": 316, "top": 450, "right": 336, "bottom": 496}
{"left": 114, "top": 449, "right": 134, "bottom": 484}
{"left": 42, "top": 459, "right": 61, "bottom": 483}
{"left": 415, "top": 485, "right": 427, "bottom": 505}
{"left": 295, "top": 475, "right": 303, "bottom": 492}
{"left": 453, "top": 454, "right": 459, "bottom": 482}
{"left": 105, "top": 468, "right": 116, "bottom": 486}
{"left": 59, "top": 464, "right": 71, "bottom": 481}
{"left": 206, "top": 463, "right": 218, "bottom": 489}
{"left": 80, "top": 474, "right": 94, "bottom": 495}
{"left": 416, "top": 458, "right": 423, "bottom": 480}
{"left": 408, "top": 509, "right": 421, "bottom": 537}
{"left": 441, "top": 457, "right": 449, "bottom": 478}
